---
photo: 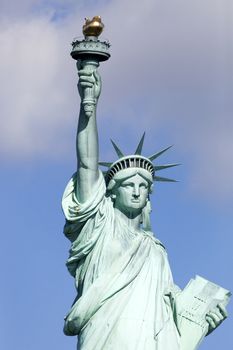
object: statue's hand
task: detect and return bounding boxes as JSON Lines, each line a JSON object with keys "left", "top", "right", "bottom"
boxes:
{"left": 77, "top": 66, "right": 102, "bottom": 101}
{"left": 205, "top": 303, "right": 228, "bottom": 335}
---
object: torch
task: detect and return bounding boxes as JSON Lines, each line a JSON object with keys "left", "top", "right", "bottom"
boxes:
{"left": 71, "top": 16, "right": 110, "bottom": 117}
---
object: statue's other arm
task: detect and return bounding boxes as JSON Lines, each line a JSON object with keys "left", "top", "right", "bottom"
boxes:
{"left": 76, "top": 64, "right": 102, "bottom": 203}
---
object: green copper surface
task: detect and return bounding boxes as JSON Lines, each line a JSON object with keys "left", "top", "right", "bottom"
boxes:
{"left": 61, "top": 17, "right": 230, "bottom": 350}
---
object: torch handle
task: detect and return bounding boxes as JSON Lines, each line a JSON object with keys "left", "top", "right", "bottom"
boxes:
{"left": 79, "top": 60, "right": 99, "bottom": 100}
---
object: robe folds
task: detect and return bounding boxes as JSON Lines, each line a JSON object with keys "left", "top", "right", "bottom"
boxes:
{"left": 62, "top": 171, "right": 181, "bottom": 350}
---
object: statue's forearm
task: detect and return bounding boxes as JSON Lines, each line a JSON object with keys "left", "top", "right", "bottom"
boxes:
{"left": 74, "top": 63, "right": 102, "bottom": 202}
{"left": 77, "top": 104, "right": 99, "bottom": 169}
{"left": 76, "top": 103, "right": 99, "bottom": 202}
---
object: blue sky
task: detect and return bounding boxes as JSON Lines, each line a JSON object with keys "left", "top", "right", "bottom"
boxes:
{"left": 0, "top": 0, "right": 232, "bottom": 349}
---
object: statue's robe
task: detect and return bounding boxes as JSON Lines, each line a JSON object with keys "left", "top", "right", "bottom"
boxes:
{"left": 62, "top": 172, "right": 181, "bottom": 350}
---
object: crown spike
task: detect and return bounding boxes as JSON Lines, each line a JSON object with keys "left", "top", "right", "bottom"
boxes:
{"left": 148, "top": 145, "right": 173, "bottom": 161}
{"left": 154, "top": 163, "right": 180, "bottom": 171}
{"left": 110, "top": 139, "right": 124, "bottom": 158}
{"left": 134, "top": 132, "right": 145, "bottom": 155}
{"left": 99, "top": 162, "right": 113, "bottom": 167}
{"left": 154, "top": 175, "right": 178, "bottom": 182}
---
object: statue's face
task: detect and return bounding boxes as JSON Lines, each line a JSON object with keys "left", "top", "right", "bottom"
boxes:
{"left": 114, "top": 174, "right": 149, "bottom": 215}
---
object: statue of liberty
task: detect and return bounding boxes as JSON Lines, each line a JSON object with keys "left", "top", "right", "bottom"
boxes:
{"left": 62, "top": 17, "right": 229, "bottom": 350}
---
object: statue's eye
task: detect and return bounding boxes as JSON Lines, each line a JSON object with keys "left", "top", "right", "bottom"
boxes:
{"left": 122, "top": 183, "right": 133, "bottom": 188}
{"left": 139, "top": 184, "right": 148, "bottom": 190}
{"left": 140, "top": 183, "right": 148, "bottom": 189}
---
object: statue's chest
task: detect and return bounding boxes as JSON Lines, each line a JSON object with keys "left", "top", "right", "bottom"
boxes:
{"left": 99, "top": 227, "right": 164, "bottom": 275}
{"left": 101, "top": 231, "right": 136, "bottom": 266}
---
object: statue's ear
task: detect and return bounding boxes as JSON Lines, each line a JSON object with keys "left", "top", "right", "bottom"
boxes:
{"left": 106, "top": 179, "right": 117, "bottom": 198}
{"left": 107, "top": 179, "right": 116, "bottom": 191}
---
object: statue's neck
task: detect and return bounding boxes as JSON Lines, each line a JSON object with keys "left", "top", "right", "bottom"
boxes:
{"left": 114, "top": 207, "right": 142, "bottom": 232}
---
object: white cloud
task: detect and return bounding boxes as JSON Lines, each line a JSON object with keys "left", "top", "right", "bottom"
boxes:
{"left": 0, "top": 16, "right": 74, "bottom": 157}
{"left": 0, "top": 0, "right": 232, "bottom": 199}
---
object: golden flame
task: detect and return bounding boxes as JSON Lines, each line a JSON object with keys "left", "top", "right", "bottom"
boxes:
{"left": 82, "top": 16, "right": 104, "bottom": 37}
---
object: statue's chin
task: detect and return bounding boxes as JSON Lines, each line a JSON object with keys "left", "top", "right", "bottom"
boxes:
{"left": 115, "top": 205, "right": 144, "bottom": 219}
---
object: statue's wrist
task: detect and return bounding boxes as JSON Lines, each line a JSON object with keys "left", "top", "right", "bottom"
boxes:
{"left": 81, "top": 100, "right": 97, "bottom": 118}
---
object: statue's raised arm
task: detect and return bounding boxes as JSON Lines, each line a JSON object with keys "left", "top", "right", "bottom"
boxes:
{"left": 75, "top": 64, "right": 101, "bottom": 202}
{"left": 70, "top": 16, "right": 110, "bottom": 203}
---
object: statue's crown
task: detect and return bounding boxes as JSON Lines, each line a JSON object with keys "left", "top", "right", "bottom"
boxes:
{"left": 99, "top": 133, "right": 179, "bottom": 184}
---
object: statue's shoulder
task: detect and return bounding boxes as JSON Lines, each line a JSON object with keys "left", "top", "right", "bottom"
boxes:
{"left": 153, "top": 236, "right": 166, "bottom": 251}
{"left": 144, "top": 230, "right": 166, "bottom": 251}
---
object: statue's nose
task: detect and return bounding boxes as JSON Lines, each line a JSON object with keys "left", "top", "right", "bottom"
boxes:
{"left": 133, "top": 186, "right": 140, "bottom": 197}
